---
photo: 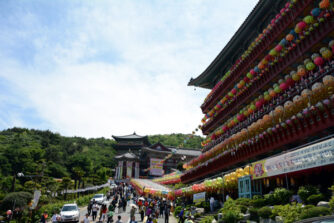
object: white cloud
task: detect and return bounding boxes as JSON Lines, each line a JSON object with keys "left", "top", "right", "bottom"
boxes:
{"left": 0, "top": 0, "right": 258, "bottom": 138}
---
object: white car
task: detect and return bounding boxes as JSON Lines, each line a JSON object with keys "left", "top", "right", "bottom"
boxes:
{"left": 91, "top": 193, "right": 106, "bottom": 204}
{"left": 60, "top": 203, "right": 80, "bottom": 222}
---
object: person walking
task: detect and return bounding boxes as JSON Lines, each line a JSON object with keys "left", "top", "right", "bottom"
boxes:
{"left": 51, "top": 211, "right": 60, "bottom": 223}
{"left": 92, "top": 202, "right": 99, "bottom": 221}
{"left": 118, "top": 198, "right": 123, "bottom": 213}
{"left": 159, "top": 201, "right": 164, "bottom": 218}
{"left": 40, "top": 211, "right": 48, "bottom": 223}
{"left": 184, "top": 216, "right": 194, "bottom": 223}
{"left": 83, "top": 213, "right": 90, "bottom": 223}
{"left": 116, "top": 215, "right": 123, "bottom": 223}
{"left": 100, "top": 204, "right": 108, "bottom": 222}
{"left": 122, "top": 197, "right": 127, "bottom": 212}
{"left": 164, "top": 203, "right": 170, "bottom": 223}
{"left": 130, "top": 206, "right": 136, "bottom": 219}
{"left": 129, "top": 216, "right": 137, "bottom": 223}
{"left": 210, "top": 197, "right": 215, "bottom": 212}
{"left": 87, "top": 200, "right": 94, "bottom": 216}
{"left": 178, "top": 208, "right": 184, "bottom": 223}
{"left": 107, "top": 209, "right": 114, "bottom": 223}
{"left": 140, "top": 206, "right": 145, "bottom": 222}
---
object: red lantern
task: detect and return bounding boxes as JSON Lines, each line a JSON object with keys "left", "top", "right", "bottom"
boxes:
{"left": 279, "top": 82, "right": 288, "bottom": 91}
{"left": 314, "top": 57, "right": 325, "bottom": 67}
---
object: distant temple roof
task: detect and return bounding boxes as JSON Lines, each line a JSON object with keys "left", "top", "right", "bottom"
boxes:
{"left": 112, "top": 132, "right": 147, "bottom": 140}
{"left": 188, "top": 0, "right": 285, "bottom": 89}
{"left": 115, "top": 151, "right": 139, "bottom": 160}
{"left": 112, "top": 132, "right": 150, "bottom": 146}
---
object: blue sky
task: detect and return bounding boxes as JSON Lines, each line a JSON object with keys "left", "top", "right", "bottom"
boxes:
{"left": 0, "top": 0, "right": 258, "bottom": 138}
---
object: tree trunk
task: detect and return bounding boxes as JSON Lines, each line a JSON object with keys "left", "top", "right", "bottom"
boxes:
{"left": 11, "top": 173, "right": 16, "bottom": 192}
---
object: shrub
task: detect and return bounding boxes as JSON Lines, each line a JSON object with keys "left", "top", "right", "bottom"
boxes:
{"left": 249, "top": 207, "right": 259, "bottom": 222}
{"left": 195, "top": 201, "right": 210, "bottom": 212}
{"left": 239, "top": 205, "right": 247, "bottom": 214}
{"left": 251, "top": 198, "right": 266, "bottom": 208}
{"left": 0, "top": 192, "right": 32, "bottom": 211}
{"left": 199, "top": 215, "right": 213, "bottom": 223}
{"left": 329, "top": 196, "right": 334, "bottom": 211}
{"left": 222, "top": 210, "right": 242, "bottom": 223}
{"left": 298, "top": 185, "right": 320, "bottom": 203}
{"left": 174, "top": 206, "right": 182, "bottom": 217}
{"left": 264, "top": 193, "right": 277, "bottom": 206}
{"left": 194, "top": 212, "right": 202, "bottom": 218}
{"left": 300, "top": 206, "right": 331, "bottom": 220}
{"left": 258, "top": 206, "right": 272, "bottom": 219}
{"left": 253, "top": 195, "right": 262, "bottom": 200}
{"left": 235, "top": 197, "right": 251, "bottom": 207}
{"left": 272, "top": 203, "right": 303, "bottom": 223}
{"left": 307, "top": 194, "right": 325, "bottom": 205}
{"left": 273, "top": 188, "right": 292, "bottom": 205}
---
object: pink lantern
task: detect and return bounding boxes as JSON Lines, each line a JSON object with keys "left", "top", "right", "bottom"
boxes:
{"left": 275, "top": 44, "right": 283, "bottom": 52}
{"left": 279, "top": 82, "right": 288, "bottom": 91}
{"left": 314, "top": 57, "right": 325, "bottom": 66}
{"left": 297, "top": 21, "right": 307, "bottom": 30}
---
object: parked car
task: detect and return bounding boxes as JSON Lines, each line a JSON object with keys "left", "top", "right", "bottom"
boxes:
{"left": 91, "top": 193, "right": 106, "bottom": 204}
{"left": 60, "top": 203, "right": 80, "bottom": 222}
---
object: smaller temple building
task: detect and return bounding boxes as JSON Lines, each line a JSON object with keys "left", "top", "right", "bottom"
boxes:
{"left": 114, "top": 151, "right": 140, "bottom": 179}
{"left": 113, "top": 133, "right": 201, "bottom": 180}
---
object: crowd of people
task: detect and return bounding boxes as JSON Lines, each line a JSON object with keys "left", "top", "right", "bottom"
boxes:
{"left": 78, "top": 182, "right": 175, "bottom": 223}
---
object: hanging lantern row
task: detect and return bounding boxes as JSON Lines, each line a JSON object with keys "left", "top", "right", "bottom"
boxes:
{"left": 201, "top": 36, "right": 334, "bottom": 148}
{"left": 202, "top": 46, "right": 333, "bottom": 148}
{"left": 201, "top": 2, "right": 332, "bottom": 127}
{"left": 152, "top": 172, "right": 182, "bottom": 185}
{"left": 174, "top": 166, "right": 254, "bottom": 197}
{"left": 130, "top": 179, "right": 174, "bottom": 200}
{"left": 186, "top": 48, "right": 334, "bottom": 169}
{"left": 187, "top": 89, "right": 334, "bottom": 173}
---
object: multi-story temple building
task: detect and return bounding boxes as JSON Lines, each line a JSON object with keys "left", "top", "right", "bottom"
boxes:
{"left": 113, "top": 133, "right": 201, "bottom": 180}
{"left": 182, "top": 0, "right": 334, "bottom": 197}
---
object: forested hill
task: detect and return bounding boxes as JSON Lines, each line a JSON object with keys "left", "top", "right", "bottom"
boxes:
{"left": 0, "top": 128, "right": 116, "bottom": 188}
{"left": 148, "top": 133, "right": 203, "bottom": 149}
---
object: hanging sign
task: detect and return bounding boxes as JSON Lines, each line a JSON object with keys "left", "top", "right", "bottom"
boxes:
{"left": 150, "top": 158, "right": 164, "bottom": 176}
{"left": 252, "top": 138, "right": 334, "bottom": 179}
{"left": 193, "top": 192, "right": 206, "bottom": 203}
{"left": 127, "top": 161, "right": 133, "bottom": 178}
{"left": 30, "top": 190, "right": 41, "bottom": 210}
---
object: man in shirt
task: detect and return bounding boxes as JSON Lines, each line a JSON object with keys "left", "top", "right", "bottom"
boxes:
{"left": 51, "top": 211, "right": 60, "bottom": 223}
{"left": 92, "top": 202, "right": 99, "bottom": 221}
{"left": 116, "top": 215, "right": 123, "bottom": 223}
{"left": 210, "top": 197, "right": 215, "bottom": 212}
{"left": 130, "top": 206, "right": 136, "bottom": 219}
{"left": 83, "top": 213, "right": 90, "bottom": 223}
{"left": 129, "top": 215, "right": 137, "bottom": 223}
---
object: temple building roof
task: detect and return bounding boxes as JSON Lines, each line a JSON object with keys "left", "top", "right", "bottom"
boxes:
{"left": 112, "top": 132, "right": 150, "bottom": 147}
{"left": 188, "top": 0, "right": 285, "bottom": 89}
{"left": 115, "top": 151, "right": 139, "bottom": 161}
{"left": 142, "top": 142, "right": 201, "bottom": 157}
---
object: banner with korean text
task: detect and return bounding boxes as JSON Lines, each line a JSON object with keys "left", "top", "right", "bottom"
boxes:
{"left": 127, "top": 161, "right": 133, "bottom": 178}
{"left": 252, "top": 138, "right": 334, "bottom": 179}
{"left": 150, "top": 158, "right": 164, "bottom": 176}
